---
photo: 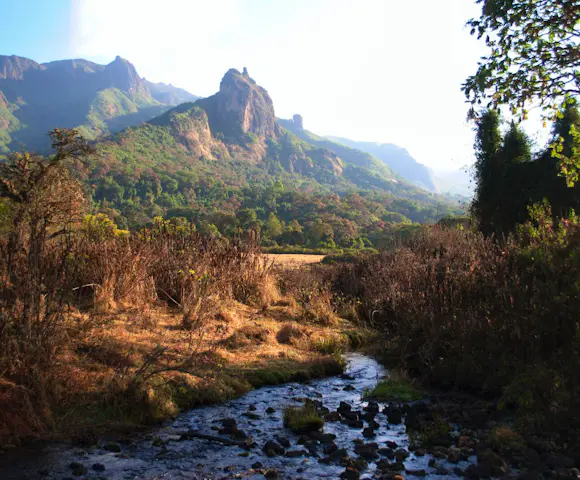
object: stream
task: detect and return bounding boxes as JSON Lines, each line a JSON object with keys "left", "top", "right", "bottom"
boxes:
{"left": 1, "top": 354, "right": 479, "bottom": 480}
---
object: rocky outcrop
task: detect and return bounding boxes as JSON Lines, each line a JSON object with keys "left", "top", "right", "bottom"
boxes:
{"left": 292, "top": 114, "right": 304, "bottom": 130}
{"left": 197, "top": 68, "right": 278, "bottom": 141}
{"left": 0, "top": 55, "right": 43, "bottom": 80}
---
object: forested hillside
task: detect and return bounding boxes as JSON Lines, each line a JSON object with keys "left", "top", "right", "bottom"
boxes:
{"left": 79, "top": 69, "right": 462, "bottom": 247}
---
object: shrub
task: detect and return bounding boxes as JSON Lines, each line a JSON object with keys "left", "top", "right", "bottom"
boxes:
{"left": 363, "top": 374, "right": 424, "bottom": 402}
{"left": 338, "top": 218, "right": 580, "bottom": 437}
{"left": 283, "top": 403, "right": 324, "bottom": 433}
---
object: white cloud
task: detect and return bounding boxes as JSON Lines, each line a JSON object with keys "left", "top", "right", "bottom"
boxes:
{"left": 71, "top": 0, "right": 491, "bottom": 171}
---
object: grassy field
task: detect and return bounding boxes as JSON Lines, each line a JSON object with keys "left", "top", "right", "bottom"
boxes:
{"left": 265, "top": 254, "right": 326, "bottom": 268}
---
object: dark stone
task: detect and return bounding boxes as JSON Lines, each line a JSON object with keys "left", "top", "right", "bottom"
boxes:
{"left": 342, "top": 418, "right": 364, "bottom": 429}
{"left": 355, "top": 443, "right": 378, "bottom": 460}
{"left": 340, "top": 467, "right": 360, "bottom": 480}
{"left": 252, "top": 462, "right": 264, "bottom": 469}
{"left": 362, "top": 427, "right": 375, "bottom": 438}
{"left": 221, "top": 418, "right": 237, "bottom": 427}
{"left": 309, "top": 431, "right": 336, "bottom": 443}
{"left": 330, "top": 448, "right": 349, "bottom": 461}
{"left": 103, "top": 441, "right": 122, "bottom": 452}
{"left": 323, "top": 442, "right": 338, "bottom": 455}
{"left": 266, "top": 407, "right": 276, "bottom": 414}
{"left": 248, "top": 404, "right": 257, "bottom": 411}
{"left": 364, "top": 402, "right": 380, "bottom": 413}
{"left": 378, "top": 447, "right": 395, "bottom": 459}
{"left": 263, "top": 440, "right": 285, "bottom": 456}
{"left": 324, "top": 411, "right": 341, "bottom": 422}
{"left": 68, "top": 462, "right": 87, "bottom": 476}
{"left": 386, "top": 441, "right": 398, "bottom": 449}
{"left": 342, "top": 411, "right": 360, "bottom": 421}
{"left": 275, "top": 435, "right": 291, "bottom": 448}
{"left": 91, "top": 463, "right": 106, "bottom": 472}
{"left": 394, "top": 449, "right": 410, "bottom": 461}
{"left": 405, "top": 468, "right": 427, "bottom": 477}
{"left": 243, "top": 412, "right": 261, "bottom": 420}
{"left": 343, "top": 385, "right": 356, "bottom": 391}
{"left": 338, "top": 401, "right": 352, "bottom": 414}
{"left": 264, "top": 469, "right": 280, "bottom": 479}
{"left": 385, "top": 405, "right": 403, "bottom": 424}
{"left": 285, "top": 449, "right": 307, "bottom": 457}
{"left": 361, "top": 411, "right": 376, "bottom": 422}
{"left": 341, "top": 374, "right": 355, "bottom": 380}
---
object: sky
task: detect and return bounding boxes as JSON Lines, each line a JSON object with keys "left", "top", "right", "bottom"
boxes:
{"left": 1, "top": 0, "right": 530, "bottom": 172}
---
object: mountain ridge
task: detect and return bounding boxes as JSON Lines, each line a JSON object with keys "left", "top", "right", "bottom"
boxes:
{"left": 0, "top": 54, "right": 198, "bottom": 153}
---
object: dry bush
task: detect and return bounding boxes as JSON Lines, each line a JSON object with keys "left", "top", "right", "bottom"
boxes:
{"left": 342, "top": 225, "right": 580, "bottom": 399}
{"left": 277, "top": 323, "right": 309, "bottom": 346}
{"left": 222, "top": 324, "right": 271, "bottom": 349}
{"left": 279, "top": 267, "right": 339, "bottom": 326}
{"left": 73, "top": 237, "right": 158, "bottom": 312}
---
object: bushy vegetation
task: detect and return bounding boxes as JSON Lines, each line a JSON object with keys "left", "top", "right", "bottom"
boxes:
{"left": 335, "top": 217, "right": 580, "bottom": 436}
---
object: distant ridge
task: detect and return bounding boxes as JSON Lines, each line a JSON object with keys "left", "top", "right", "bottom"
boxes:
{"left": 0, "top": 54, "right": 199, "bottom": 153}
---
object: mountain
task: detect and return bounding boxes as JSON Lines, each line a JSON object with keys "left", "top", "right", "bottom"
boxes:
{"left": 81, "top": 68, "right": 462, "bottom": 238}
{"left": 0, "top": 54, "right": 198, "bottom": 153}
{"left": 326, "top": 136, "right": 437, "bottom": 191}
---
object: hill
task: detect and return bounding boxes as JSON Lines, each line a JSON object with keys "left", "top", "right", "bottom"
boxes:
{"left": 80, "top": 68, "right": 462, "bottom": 247}
{"left": 326, "top": 135, "right": 437, "bottom": 191}
{"left": 0, "top": 54, "right": 198, "bottom": 153}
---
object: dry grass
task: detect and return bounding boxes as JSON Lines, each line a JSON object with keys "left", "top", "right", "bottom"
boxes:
{"left": 265, "top": 254, "right": 326, "bottom": 269}
{"left": 0, "top": 298, "right": 348, "bottom": 445}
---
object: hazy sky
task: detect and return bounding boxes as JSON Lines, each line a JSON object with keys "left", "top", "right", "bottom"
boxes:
{"left": 3, "top": 1, "right": 508, "bottom": 171}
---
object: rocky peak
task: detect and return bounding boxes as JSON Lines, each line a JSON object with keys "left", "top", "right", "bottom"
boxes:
{"left": 292, "top": 114, "right": 304, "bottom": 130}
{"left": 0, "top": 55, "right": 43, "bottom": 80}
{"left": 104, "top": 55, "right": 149, "bottom": 96}
{"left": 197, "top": 68, "right": 276, "bottom": 141}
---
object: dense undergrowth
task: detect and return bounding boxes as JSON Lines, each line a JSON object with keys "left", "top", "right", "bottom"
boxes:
{"left": 330, "top": 211, "right": 580, "bottom": 442}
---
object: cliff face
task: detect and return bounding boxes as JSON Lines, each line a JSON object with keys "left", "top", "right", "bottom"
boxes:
{"left": 140, "top": 69, "right": 344, "bottom": 180}
{"left": 197, "top": 68, "right": 278, "bottom": 141}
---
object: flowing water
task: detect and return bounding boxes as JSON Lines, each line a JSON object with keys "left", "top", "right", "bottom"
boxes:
{"left": 1, "top": 354, "right": 477, "bottom": 479}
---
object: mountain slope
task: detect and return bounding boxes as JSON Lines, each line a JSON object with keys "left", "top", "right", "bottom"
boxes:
{"left": 0, "top": 54, "right": 198, "bottom": 152}
{"left": 326, "top": 135, "right": 437, "bottom": 191}
{"left": 81, "top": 68, "right": 462, "bottom": 237}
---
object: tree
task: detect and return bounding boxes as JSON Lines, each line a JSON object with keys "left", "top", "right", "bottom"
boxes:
{"left": 552, "top": 97, "right": 580, "bottom": 185}
{"left": 463, "top": 0, "right": 580, "bottom": 116}
{"left": 471, "top": 109, "right": 504, "bottom": 235}
{"left": 464, "top": 0, "right": 580, "bottom": 183}
{"left": 502, "top": 121, "right": 532, "bottom": 165}
{"left": 265, "top": 212, "right": 283, "bottom": 239}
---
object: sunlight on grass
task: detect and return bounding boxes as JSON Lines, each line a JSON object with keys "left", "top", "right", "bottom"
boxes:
{"left": 363, "top": 375, "right": 424, "bottom": 402}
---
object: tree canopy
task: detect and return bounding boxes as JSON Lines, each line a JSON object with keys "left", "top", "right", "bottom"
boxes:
{"left": 463, "top": 0, "right": 580, "bottom": 117}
